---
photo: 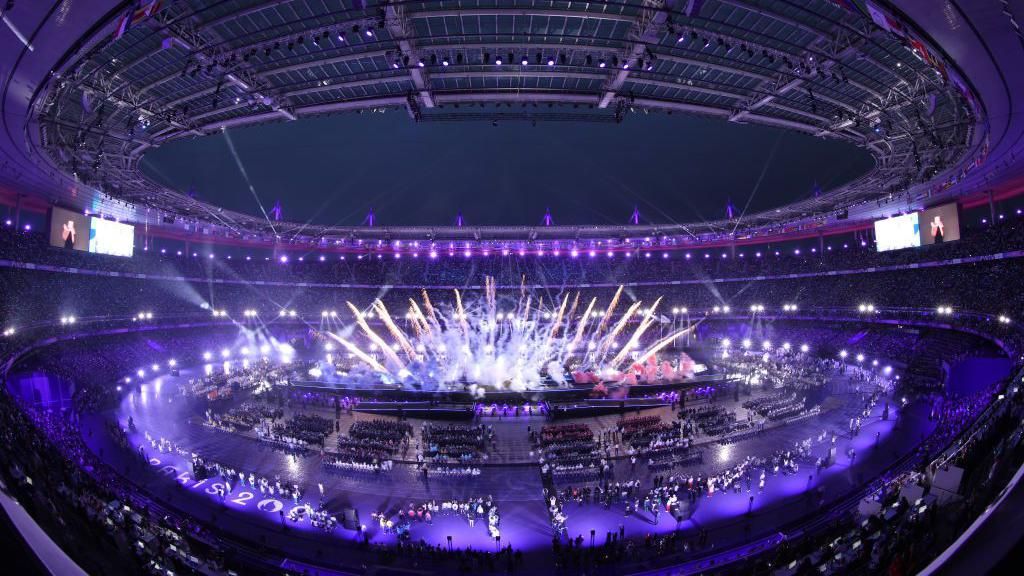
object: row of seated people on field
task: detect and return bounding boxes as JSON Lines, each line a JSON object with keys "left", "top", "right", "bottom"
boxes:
{"left": 349, "top": 418, "right": 412, "bottom": 448}
{"left": 617, "top": 415, "right": 680, "bottom": 446}
{"left": 256, "top": 412, "right": 333, "bottom": 448}
{"left": 743, "top": 392, "right": 809, "bottom": 421}
{"left": 420, "top": 422, "right": 494, "bottom": 463}
{"left": 204, "top": 401, "right": 282, "bottom": 431}
{"left": 537, "top": 423, "right": 593, "bottom": 444}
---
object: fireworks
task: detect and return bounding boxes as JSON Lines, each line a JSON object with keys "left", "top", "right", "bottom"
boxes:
{"left": 327, "top": 279, "right": 694, "bottom": 392}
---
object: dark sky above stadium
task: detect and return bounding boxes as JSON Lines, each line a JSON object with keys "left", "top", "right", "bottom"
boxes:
{"left": 141, "top": 112, "right": 873, "bottom": 227}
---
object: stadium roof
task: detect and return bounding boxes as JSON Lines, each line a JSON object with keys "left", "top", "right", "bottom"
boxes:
{"left": 2, "top": 1, "right": 1014, "bottom": 244}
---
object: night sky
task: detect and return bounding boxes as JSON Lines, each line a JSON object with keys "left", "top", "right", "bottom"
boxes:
{"left": 140, "top": 112, "right": 873, "bottom": 227}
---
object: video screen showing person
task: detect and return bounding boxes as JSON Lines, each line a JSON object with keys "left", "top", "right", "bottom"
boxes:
{"left": 919, "top": 203, "right": 960, "bottom": 245}
{"left": 49, "top": 207, "right": 90, "bottom": 251}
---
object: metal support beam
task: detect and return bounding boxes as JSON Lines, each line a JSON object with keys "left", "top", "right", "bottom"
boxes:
{"left": 386, "top": 1, "right": 434, "bottom": 109}
{"left": 598, "top": 0, "right": 666, "bottom": 108}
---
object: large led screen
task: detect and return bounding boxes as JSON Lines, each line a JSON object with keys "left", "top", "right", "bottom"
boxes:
{"left": 874, "top": 212, "right": 921, "bottom": 252}
{"left": 49, "top": 207, "right": 90, "bottom": 251}
{"left": 919, "top": 203, "right": 961, "bottom": 245}
{"left": 88, "top": 218, "right": 135, "bottom": 257}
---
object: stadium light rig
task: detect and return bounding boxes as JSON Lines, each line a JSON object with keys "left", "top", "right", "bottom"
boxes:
{"left": 857, "top": 304, "right": 876, "bottom": 313}
{"left": 2, "top": 327, "right": 14, "bottom": 337}
{"left": 782, "top": 304, "right": 798, "bottom": 312}
{"left": 999, "top": 315, "right": 1013, "bottom": 324}
{"left": 60, "top": 316, "right": 76, "bottom": 325}
{"left": 936, "top": 306, "right": 954, "bottom": 315}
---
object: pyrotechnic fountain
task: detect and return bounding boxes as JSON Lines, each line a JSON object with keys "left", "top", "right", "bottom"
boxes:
{"left": 322, "top": 279, "right": 696, "bottom": 393}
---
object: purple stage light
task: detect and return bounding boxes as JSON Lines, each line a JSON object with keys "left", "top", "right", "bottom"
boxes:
{"left": 570, "top": 249, "right": 579, "bottom": 258}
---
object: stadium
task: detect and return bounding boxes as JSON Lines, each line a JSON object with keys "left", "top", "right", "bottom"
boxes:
{"left": 1, "top": 1, "right": 1023, "bottom": 575}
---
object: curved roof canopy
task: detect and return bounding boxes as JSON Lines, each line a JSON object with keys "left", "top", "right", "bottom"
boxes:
{"left": 34, "top": 0, "right": 981, "bottom": 242}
